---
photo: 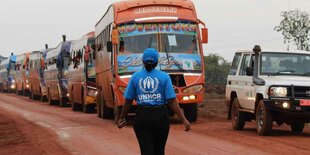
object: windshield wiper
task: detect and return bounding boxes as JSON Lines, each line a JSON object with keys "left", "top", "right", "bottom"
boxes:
{"left": 273, "top": 70, "right": 296, "bottom": 75}
{"left": 301, "top": 72, "right": 310, "bottom": 76}
{"left": 163, "top": 41, "right": 185, "bottom": 71}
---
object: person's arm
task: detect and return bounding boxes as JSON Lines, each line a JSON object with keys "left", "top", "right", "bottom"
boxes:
{"left": 117, "top": 99, "right": 133, "bottom": 129}
{"left": 167, "top": 98, "right": 191, "bottom": 131}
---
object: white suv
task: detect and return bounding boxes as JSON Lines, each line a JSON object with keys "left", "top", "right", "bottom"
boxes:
{"left": 226, "top": 45, "right": 310, "bottom": 136}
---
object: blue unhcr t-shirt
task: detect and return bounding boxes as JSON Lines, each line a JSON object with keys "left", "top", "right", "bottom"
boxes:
{"left": 124, "top": 69, "right": 176, "bottom": 106}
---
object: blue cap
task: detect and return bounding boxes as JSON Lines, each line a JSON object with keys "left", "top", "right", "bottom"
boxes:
{"left": 142, "top": 48, "right": 159, "bottom": 65}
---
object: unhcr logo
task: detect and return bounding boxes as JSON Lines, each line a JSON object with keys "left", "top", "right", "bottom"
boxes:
{"left": 139, "top": 77, "right": 159, "bottom": 93}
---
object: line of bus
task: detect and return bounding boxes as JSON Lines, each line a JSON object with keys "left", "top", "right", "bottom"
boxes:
{"left": 28, "top": 45, "right": 53, "bottom": 101}
{"left": 13, "top": 52, "right": 31, "bottom": 96}
{"left": 95, "top": 0, "right": 208, "bottom": 122}
{"left": 45, "top": 36, "right": 72, "bottom": 107}
{"left": 0, "top": 53, "right": 17, "bottom": 93}
{"left": 68, "top": 32, "right": 97, "bottom": 113}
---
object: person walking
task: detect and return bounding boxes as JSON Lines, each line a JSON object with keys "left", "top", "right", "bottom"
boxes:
{"left": 117, "top": 48, "right": 191, "bottom": 155}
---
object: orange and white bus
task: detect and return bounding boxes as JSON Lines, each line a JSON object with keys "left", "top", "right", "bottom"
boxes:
{"left": 28, "top": 45, "right": 53, "bottom": 101}
{"left": 14, "top": 53, "right": 31, "bottom": 96}
{"left": 45, "top": 36, "right": 72, "bottom": 107}
{"left": 68, "top": 32, "right": 97, "bottom": 113}
{"left": 95, "top": 0, "right": 208, "bottom": 121}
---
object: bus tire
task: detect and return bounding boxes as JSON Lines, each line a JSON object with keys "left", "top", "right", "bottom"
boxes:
{"left": 100, "top": 96, "right": 114, "bottom": 119}
{"left": 114, "top": 106, "right": 122, "bottom": 123}
{"left": 31, "top": 91, "right": 36, "bottom": 100}
{"left": 29, "top": 91, "right": 33, "bottom": 99}
{"left": 60, "top": 98, "right": 67, "bottom": 107}
{"left": 72, "top": 103, "right": 80, "bottom": 111}
{"left": 83, "top": 104, "right": 92, "bottom": 113}
{"left": 183, "top": 103, "right": 198, "bottom": 122}
{"left": 48, "top": 90, "right": 54, "bottom": 105}
{"left": 96, "top": 89, "right": 102, "bottom": 118}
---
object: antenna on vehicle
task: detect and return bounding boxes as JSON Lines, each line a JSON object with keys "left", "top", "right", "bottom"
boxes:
{"left": 62, "top": 35, "right": 66, "bottom": 42}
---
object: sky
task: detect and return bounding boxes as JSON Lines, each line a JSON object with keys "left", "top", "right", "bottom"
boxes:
{"left": 0, "top": 0, "right": 310, "bottom": 61}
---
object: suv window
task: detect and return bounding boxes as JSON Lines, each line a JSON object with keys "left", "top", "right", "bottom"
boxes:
{"left": 229, "top": 53, "right": 242, "bottom": 75}
{"left": 239, "top": 54, "right": 253, "bottom": 76}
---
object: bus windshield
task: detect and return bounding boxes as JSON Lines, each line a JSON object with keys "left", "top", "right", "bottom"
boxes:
{"left": 161, "top": 33, "right": 198, "bottom": 54}
{"left": 117, "top": 22, "right": 202, "bottom": 75}
{"left": 121, "top": 34, "right": 157, "bottom": 53}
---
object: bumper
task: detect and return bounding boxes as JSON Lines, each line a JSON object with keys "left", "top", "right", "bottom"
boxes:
{"left": 86, "top": 96, "right": 97, "bottom": 105}
{"left": 264, "top": 99, "right": 310, "bottom": 119}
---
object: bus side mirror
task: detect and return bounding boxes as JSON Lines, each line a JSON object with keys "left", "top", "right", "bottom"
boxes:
{"left": 201, "top": 28, "right": 208, "bottom": 44}
{"left": 111, "top": 29, "right": 119, "bottom": 45}
{"left": 107, "top": 41, "right": 113, "bottom": 52}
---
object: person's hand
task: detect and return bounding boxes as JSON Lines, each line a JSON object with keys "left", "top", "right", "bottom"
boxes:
{"left": 182, "top": 119, "right": 191, "bottom": 131}
{"left": 117, "top": 118, "right": 127, "bottom": 129}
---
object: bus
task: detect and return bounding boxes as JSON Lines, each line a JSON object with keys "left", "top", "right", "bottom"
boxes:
{"left": 0, "top": 58, "right": 8, "bottom": 92}
{"left": 95, "top": 0, "right": 208, "bottom": 121}
{"left": 14, "top": 53, "right": 31, "bottom": 96}
{"left": 45, "top": 36, "right": 72, "bottom": 107}
{"left": 68, "top": 32, "right": 97, "bottom": 113}
{"left": 0, "top": 53, "right": 17, "bottom": 93}
{"left": 28, "top": 45, "right": 52, "bottom": 101}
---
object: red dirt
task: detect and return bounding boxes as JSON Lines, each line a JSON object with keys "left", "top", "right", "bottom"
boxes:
{"left": 0, "top": 93, "right": 309, "bottom": 155}
{"left": 0, "top": 105, "right": 69, "bottom": 155}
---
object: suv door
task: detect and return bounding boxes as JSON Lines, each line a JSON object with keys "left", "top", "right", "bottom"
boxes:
{"left": 238, "top": 54, "right": 255, "bottom": 110}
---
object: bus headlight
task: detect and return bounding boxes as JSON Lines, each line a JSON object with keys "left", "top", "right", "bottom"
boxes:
{"left": 87, "top": 88, "right": 97, "bottom": 97}
{"left": 269, "top": 87, "right": 288, "bottom": 97}
{"left": 182, "top": 84, "right": 204, "bottom": 93}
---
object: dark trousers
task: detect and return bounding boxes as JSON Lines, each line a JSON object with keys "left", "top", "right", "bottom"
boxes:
{"left": 134, "top": 106, "right": 170, "bottom": 155}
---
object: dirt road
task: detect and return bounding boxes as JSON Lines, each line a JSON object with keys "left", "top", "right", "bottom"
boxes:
{"left": 0, "top": 93, "right": 309, "bottom": 155}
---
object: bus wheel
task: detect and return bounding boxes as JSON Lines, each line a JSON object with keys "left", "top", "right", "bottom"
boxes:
{"left": 60, "top": 98, "right": 67, "bottom": 107}
{"left": 114, "top": 106, "right": 122, "bottom": 123}
{"left": 48, "top": 90, "right": 54, "bottom": 105}
{"left": 183, "top": 103, "right": 198, "bottom": 122}
{"left": 16, "top": 86, "right": 19, "bottom": 95}
{"left": 72, "top": 102, "right": 80, "bottom": 111}
{"left": 101, "top": 97, "right": 114, "bottom": 119}
{"left": 40, "top": 89, "right": 47, "bottom": 102}
{"left": 29, "top": 91, "right": 33, "bottom": 99}
{"left": 31, "top": 91, "right": 36, "bottom": 100}
{"left": 96, "top": 90, "right": 102, "bottom": 118}
{"left": 83, "top": 104, "right": 92, "bottom": 113}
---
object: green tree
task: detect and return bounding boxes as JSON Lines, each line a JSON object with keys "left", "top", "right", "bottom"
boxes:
{"left": 274, "top": 9, "right": 310, "bottom": 51}
{"left": 204, "top": 54, "right": 230, "bottom": 84}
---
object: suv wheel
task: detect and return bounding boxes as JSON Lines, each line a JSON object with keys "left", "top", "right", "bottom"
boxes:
{"left": 256, "top": 100, "right": 273, "bottom": 136}
{"left": 291, "top": 122, "right": 305, "bottom": 133}
{"left": 231, "top": 98, "right": 246, "bottom": 130}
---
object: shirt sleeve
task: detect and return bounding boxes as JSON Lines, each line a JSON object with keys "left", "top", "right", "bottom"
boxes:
{"left": 124, "top": 75, "right": 136, "bottom": 100}
{"left": 165, "top": 75, "right": 176, "bottom": 99}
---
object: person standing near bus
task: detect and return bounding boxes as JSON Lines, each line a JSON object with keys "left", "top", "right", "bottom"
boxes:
{"left": 117, "top": 48, "right": 191, "bottom": 155}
